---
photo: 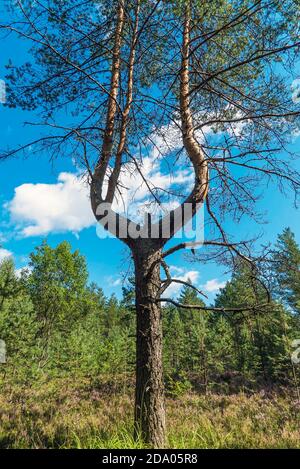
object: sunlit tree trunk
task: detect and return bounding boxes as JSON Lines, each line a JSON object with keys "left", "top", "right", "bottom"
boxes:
{"left": 133, "top": 242, "right": 166, "bottom": 448}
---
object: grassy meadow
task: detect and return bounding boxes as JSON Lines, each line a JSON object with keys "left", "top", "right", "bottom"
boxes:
{"left": 1, "top": 376, "right": 300, "bottom": 449}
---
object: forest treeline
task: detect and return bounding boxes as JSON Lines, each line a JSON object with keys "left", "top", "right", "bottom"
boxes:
{"left": 1, "top": 228, "right": 300, "bottom": 394}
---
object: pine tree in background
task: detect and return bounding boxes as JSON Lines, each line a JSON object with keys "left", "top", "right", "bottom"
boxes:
{"left": 27, "top": 241, "right": 89, "bottom": 334}
{"left": 0, "top": 257, "right": 19, "bottom": 310}
{"left": 178, "top": 286, "right": 209, "bottom": 385}
{"left": 163, "top": 306, "right": 186, "bottom": 376}
{"left": 214, "top": 261, "right": 295, "bottom": 387}
{"left": 272, "top": 228, "right": 300, "bottom": 314}
{"left": 0, "top": 258, "right": 38, "bottom": 381}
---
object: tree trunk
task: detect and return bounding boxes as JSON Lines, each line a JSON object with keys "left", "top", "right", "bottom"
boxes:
{"left": 132, "top": 242, "right": 166, "bottom": 448}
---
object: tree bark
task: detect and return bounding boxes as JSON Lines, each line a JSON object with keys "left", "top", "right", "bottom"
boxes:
{"left": 132, "top": 241, "right": 166, "bottom": 448}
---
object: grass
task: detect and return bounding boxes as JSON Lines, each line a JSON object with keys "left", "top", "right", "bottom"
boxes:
{"left": 0, "top": 375, "right": 300, "bottom": 448}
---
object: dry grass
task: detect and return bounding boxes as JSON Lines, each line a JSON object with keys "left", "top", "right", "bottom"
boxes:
{"left": 0, "top": 376, "right": 300, "bottom": 448}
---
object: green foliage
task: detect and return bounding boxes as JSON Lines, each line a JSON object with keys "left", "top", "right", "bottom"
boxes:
{"left": 0, "top": 258, "right": 39, "bottom": 380}
{"left": 1, "top": 233, "right": 300, "bottom": 448}
{"left": 27, "top": 240, "right": 88, "bottom": 330}
{"left": 166, "top": 371, "right": 192, "bottom": 398}
{"left": 213, "top": 261, "right": 295, "bottom": 385}
{"left": 272, "top": 228, "right": 300, "bottom": 314}
{"left": 1, "top": 233, "right": 300, "bottom": 393}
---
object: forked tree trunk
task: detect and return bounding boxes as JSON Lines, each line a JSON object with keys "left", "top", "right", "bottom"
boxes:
{"left": 132, "top": 241, "right": 166, "bottom": 448}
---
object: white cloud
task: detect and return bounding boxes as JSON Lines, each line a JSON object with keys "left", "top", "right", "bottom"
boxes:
{"left": 7, "top": 172, "right": 95, "bottom": 237}
{"left": 0, "top": 248, "right": 12, "bottom": 262}
{"left": 202, "top": 278, "right": 226, "bottom": 293}
{"left": 6, "top": 138, "right": 194, "bottom": 238}
{"left": 164, "top": 269, "right": 200, "bottom": 297}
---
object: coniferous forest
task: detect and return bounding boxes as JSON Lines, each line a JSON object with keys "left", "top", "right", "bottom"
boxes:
{"left": 1, "top": 228, "right": 300, "bottom": 448}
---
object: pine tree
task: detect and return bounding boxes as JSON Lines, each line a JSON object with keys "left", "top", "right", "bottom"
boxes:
{"left": 214, "top": 262, "right": 293, "bottom": 386}
{"left": 272, "top": 228, "right": 300, "bottom": 314}
{"left": 0, "top": 257, "right": 38, "bottom": 381}
{"left": 177, "top": 286, "right": 210, "bottom": 388}
{"left": 163, "top": 306, "right": 186, "bottom": 376}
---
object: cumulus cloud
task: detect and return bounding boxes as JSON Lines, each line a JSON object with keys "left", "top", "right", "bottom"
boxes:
{"left": 6, "top": 142, "right": 194, "bottom": 238}
{"left": 7, "top": 172, "right": 95, "bottom": 237}
{"left": 0, "top": 248, "right": 12, "bottom": 262}
{"left": 164, "top": 269, "right": 200, "bottom": 297}
{"left": 163, "top": 266, "right": 226, "bottom": 297}
{"left": 202, "top": 278, "right": 226, "bottom": 293}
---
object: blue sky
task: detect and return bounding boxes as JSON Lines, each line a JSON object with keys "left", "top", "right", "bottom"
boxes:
{"left": 1, "top": 14, "right": 300, "bottom": 303}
